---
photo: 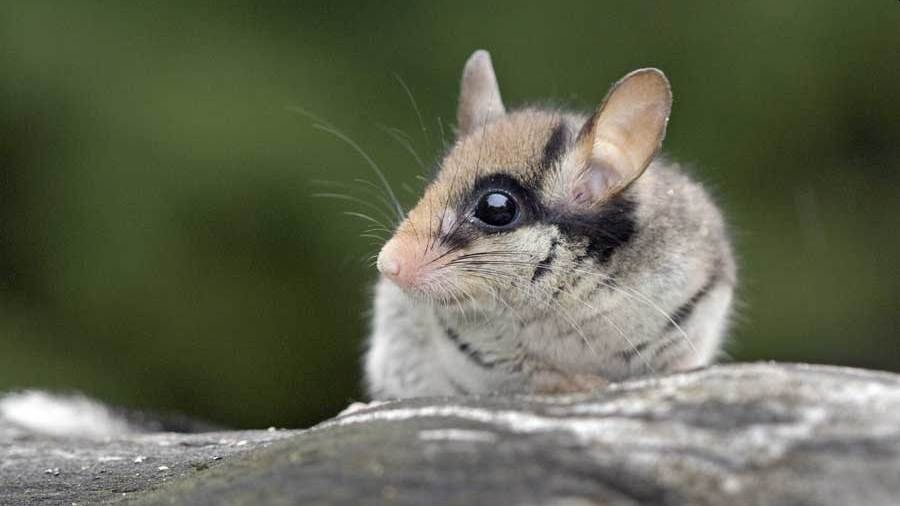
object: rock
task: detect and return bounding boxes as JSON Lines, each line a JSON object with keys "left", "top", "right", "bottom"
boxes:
{"left": 2, "top": 362, "right": 899, "bottom": 505}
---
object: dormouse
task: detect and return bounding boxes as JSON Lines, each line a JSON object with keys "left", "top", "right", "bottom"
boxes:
{"left": 366, "top": 50, "right": 735, "bottom": 398}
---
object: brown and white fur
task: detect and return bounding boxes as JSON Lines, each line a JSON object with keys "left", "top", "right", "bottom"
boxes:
{"left": 366, "top": 50, "right": 735, "bottom": 398}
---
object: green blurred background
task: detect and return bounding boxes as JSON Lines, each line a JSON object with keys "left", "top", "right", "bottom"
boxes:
{"left": 0, "top": 2, "right": 898, "bottom": 428}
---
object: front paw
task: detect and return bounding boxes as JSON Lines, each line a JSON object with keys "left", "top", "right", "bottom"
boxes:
{"left": 530, "top": 371, "right": 609, "bottom": 394}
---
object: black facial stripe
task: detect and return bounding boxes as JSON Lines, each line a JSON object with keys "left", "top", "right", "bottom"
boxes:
{"left": 442, "top": 176, "right": 636, "bottom": 271}
{"left": 540, "top": 122, "right": 569, "bottom": 170}
{"left": 531, "top": 238, "right": 559, "bottom": 283}
{"left": 665, "top": 275, "right": 719, "bottom": 332}
{"left": 443, "top": 173, "right": 541, "bottom": 249}
{"left": 553, "top": 193, "right": 638, "bottom": 263}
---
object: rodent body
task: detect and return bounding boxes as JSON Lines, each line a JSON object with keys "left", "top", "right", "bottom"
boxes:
{"left": 365, "top": 51, "right": 735, "bottom": 399}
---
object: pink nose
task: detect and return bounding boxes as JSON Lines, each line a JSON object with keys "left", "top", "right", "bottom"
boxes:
{"left": 378, "top": 256, "right": 401, "bottom": 277}
{"left": 377, "top": 243, "right": 420, "bottom": 289}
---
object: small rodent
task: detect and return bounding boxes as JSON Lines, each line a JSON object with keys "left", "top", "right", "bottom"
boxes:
{"left": 365, "top": 50, "right": 735, "bottom": 398}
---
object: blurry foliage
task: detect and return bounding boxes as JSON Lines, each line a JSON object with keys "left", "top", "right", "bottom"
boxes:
{"left": 0, "top": 1, "right": 897, "bottom": 427}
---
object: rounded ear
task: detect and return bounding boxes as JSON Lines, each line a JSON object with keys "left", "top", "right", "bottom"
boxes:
{"left": 569, "top": 68, "right": 672, "bottom": 208}
{"left": 457, "top": 50, "right": 506, "bottom": 137}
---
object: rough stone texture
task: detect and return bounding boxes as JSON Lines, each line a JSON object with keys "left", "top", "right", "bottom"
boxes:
{"left": 2, "top": 362, "right": 899, "bottom": 505}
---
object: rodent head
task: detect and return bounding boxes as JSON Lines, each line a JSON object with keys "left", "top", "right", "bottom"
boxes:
{"left": 377, "top": 50, "right": 672, "bottom": 309}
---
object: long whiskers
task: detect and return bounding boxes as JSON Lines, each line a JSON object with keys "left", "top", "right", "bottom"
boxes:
{"left": 447, "top": 253, "right": 693, "bottom": 353}
{"left": 312, "top": 192, "right": 395, "bottom": 229}
{"left": 376, "top": 123, "right": 426, "bottom": 170}
{"left": 289, "top": 106, "right": 405, "bottom": 223}
{"left": 393, "top": 73, "right": 431, "bottom": 152}
{"left": 442, "top": 251, "right": 694, "bottom": 369}
{"left": 446, "top": 264, "right": 599, "bottom": 357}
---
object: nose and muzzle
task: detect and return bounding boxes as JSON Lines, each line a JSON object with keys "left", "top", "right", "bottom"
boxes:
{"left": 376, "top": 238, "right": 425, "bottom": 291}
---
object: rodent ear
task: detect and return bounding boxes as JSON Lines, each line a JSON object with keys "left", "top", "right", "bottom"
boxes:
{"left": 457, "top": 50, "right": 506, "bottom": 137}
{"left": 569, "top": 68, "right": 672, "bottom": 207}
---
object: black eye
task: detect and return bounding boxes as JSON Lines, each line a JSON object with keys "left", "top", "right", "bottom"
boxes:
{"left": 473, "top": 191, "right": 519, "bottom": 228}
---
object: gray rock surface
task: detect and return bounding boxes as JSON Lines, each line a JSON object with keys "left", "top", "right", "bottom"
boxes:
{"left": 2, "top": 362, "right": 899, "bottom": 505}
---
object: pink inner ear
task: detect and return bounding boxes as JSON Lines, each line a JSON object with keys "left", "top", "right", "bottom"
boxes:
{"left": 571, "top": 159, "right": 624, "bottom": 208}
